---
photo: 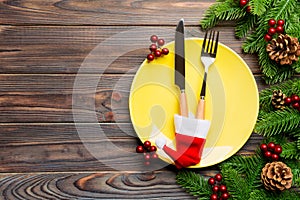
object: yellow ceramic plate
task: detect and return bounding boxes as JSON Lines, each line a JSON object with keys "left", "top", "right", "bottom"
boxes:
{"left": 129, "top": 38, "right": 259, "bottom": 167}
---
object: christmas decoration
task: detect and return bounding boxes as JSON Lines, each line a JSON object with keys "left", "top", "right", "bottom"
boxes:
{"left": 200, "top": 0, "right": 300, "bottom": 84}
{"left": 266, "top": 34, "right": 300, "bottom": 65}
{"left": 261, "top": 161, "right": 293, "bottom": 191}
{"left": 147, "top": 35, "right": 169, "bottom": 62}
{"left": 155, "top": 114, "right": 210, "bottom": 169}
{"left": 260, "top": 142, "right": 282, "bottom": 161}
{"left": 284, "top": 93, "right": 300, "bottom": 112}
{"left": 136, "top": 140, "right": 158, "bottom": 166}
{"left": 255, "top": 79, "right": 300, "bottom": 139}
{"left": 207, "top": 174, "right": 230, "bottom": 200}
{"left": 175, "top": 79, "right": 300, "bottom": 199}
{"left": 271, "top": 90, "right": 286, "bottom": 110}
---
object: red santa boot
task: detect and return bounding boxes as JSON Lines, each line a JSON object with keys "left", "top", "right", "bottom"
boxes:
{"left": 156, "top": 114, "right": 210, "bottom": 169}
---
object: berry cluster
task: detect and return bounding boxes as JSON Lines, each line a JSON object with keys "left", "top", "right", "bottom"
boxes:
{"left": 239, "top": 0, "right": 251, "bottom": 13}
{"left": 284, "top": 94, "right": 300, "bottom": 111}
{"left": 208, "top": 174, "right": 230, "bottom": 200}
{"left": 147, "top": 35, "right": 169, "bottom": 62}
{"left": 260, "top": 142, "right": 282, "bottom": 161}
{"left": 136, "top": 140, "right": 158, "bottom": 166}
{"left": 264, "top": 19, "right": 285, "bottom": 41}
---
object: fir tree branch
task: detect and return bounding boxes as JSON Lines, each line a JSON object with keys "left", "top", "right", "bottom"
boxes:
{"left": 249, "top": 0, "right": 266, "bottom": 16}
{"left": 249, "top": 189, "right": 300, "bottom": 200}
{"left": 215, "top": 1, "right": 246, "bottom": 21}
{"left": 254, "top": 107, "right": 300, "bottom": 136}
{"left": 292, "top": 167, "right": 300, "bottom": 186}
{"left": 258, "top": 78, "right": 300, "bottom": 115}
{"left": 271, "top": 0, "right": 297, "bottom": 21}
{"left": 281, "top": 141, "right": 300, "bottom": 160}
{"left": 258, "top": 47, "right": 278, "bottom": 79}
{"left": 263, "top": 66, "right": 295, "bottom": 84}
{"left": 221, "top": 166, "right": 251, "bottom": 199}
{"left": 235, "top": 15, "right": 257, "bottom": 38}
{"left": 200, "top": 3, "right": 220, "bottom": 29}
{"left": 176, "top": 171, "right": 211, "bottom": 199}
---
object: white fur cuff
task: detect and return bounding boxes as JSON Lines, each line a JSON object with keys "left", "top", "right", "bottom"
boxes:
{"left": 174, "top": 114, "right": 210, "bottom": 138}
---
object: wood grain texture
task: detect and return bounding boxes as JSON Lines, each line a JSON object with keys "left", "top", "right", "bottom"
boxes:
{"left": 0, "top": 74, "right": 269, "bottom": 123}
{"left": 0, "top": 123, "right": 263, "bottom": 172}
{"left": 0, "top": 25, "right": 261, "bottom": 74}
{"left": 0, "top": 0, "right": 213, "bottom": 26}
{"left": 0, "top": 171, "right": 196, "bottom": 199}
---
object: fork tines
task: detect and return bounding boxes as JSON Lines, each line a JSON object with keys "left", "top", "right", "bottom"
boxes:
{"left": 202, "top": 30, "right": 219, "bottom": 57}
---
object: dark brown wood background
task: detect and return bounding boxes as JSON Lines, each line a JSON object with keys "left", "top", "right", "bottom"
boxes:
{"left": 0, "top": 0, "right": 270, "bottom": 199}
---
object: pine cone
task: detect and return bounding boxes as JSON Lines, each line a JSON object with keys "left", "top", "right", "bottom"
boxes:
{"left": 261, "top": 161, "right": 293, "bottom": 191}
{"left": 266, "top": 34, "right": 300, "bottom": 65}
{"left": 271, "top": 90, "right": 286, "bottom": 110}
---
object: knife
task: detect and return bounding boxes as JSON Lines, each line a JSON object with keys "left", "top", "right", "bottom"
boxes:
{"left": 175, "top": 19, "right": 188, "bottom": 117}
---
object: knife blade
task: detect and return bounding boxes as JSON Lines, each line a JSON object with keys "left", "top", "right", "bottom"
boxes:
{"left": 175, "top": 19, "right": 188, "bottom": 117}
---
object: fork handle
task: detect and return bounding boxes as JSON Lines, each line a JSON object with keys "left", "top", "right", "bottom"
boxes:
{"left": 180, "top": 91, "right": 189, "bottom": 117}
{"left": 196, "top": 97, "right": 205, "bottom": 119}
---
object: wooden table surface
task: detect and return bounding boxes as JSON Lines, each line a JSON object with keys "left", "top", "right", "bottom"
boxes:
{"left": 0, "top": 0, "right": 268, "bottom": 199}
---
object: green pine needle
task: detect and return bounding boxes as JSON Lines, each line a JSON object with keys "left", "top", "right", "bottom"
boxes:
{"left": 281, "top": 141, "right": 300, "bottom": 160}
{"left": 176, "top": 171, "right": 211, "bottom": 199}
{"left": 249, "top": 0, "right": 267, "bottom": 16}
{"left": 200, "top": 3, "right": 220, "bottom": 29}
{"left": 221, "top": 166, "right": 251, "bottom": 199}
{"left": 255, "top": 107, "right": 300, "bottom": 137}
{"left": 235, "top": 15, "right": 257, "bottom": 38}
{"left": 258, "top": 78, "right": 300, "bottom": 114}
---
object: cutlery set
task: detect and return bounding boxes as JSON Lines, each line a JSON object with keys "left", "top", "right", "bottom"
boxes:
{"left": 175, "top": 19, "right": 219, "bottom": 119}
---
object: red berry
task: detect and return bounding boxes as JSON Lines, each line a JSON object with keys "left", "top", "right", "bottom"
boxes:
{"left": 150, "top": 35, "right": 158, "bottom": 43}
{"left": 274, "top": 145, "right": 282, "bottom": 154}
{"left": 215, "top": 173, "right": 222, "bottom": 182}
{"left": 264, "top": 151, "right": 272, "bottom": 158}
{"left": 157, "top": 39, "right": 165, "bottom": 46}
{"left": 268, "top": 27, "right": 276, "bottom": 35}
{"left": 151, "top": 153, "right": 158, "bottom": 159}
{"left": 284, "top": 97, "right": 292, "bottom": 105}
{"left": 161, "top": 48, "right": 169, "bottom": 55}
{"left": 264, "top": 34, "right": 272, "bottom": 41}
{"left": 144, "top": 153, "right": 151, "bottom": 160}
{"left": 246, "top": 6, "right": 251, "bottom": 13}
{"left": 149, "top": 146, "right": 157, "bottom": 152}
{"left": 292, "top": 102, "right": 300, "bottom": 109}
{"left": 276, "top": 26, "right": 284, "bottom": 34}
{"left": 143, "top": 140, "right": 151, "bottom": 148}
{"left": 268, "top": 19, "right": 276, "bottom": 27}
{"left": 221, "top": 192, "right": 230, "bottom": 200}
{"left": 154, "top": 49, "right": 162, "bottom": 57}
{"left": 212, "top": 185, "right": 219, "bottom": 193}
{"left": 239, "top": 0, "right": 248, "bottom": 7}
{"left": 144, "top": 161, "right": 151, "bottom": 166}
{"left": 267, "top": 142, "right": 276, "bottom": 151}
{"left": 136, "top": 145, "right": 144, "bottom": 153}
{"left": 208, "top": 177, "right": 216, "bottom": 185}
{"left": 272, "top": 153, "right": 279, "bottom": 161}
{"left": 260, "top": 143, "right": 268, "bottom": 152}
{"left": 291, "top": 94, "right": 300, "bottom": 102}
{"left": 277, "top": 19, "right": 285, "bottom": 26}
{"left": 149, "top": 44, "right": 157, "bottom": 52}
{"left": 210, "top": 194, "right": 218, "bottom": 200}
{"left": 147, "top": 54, "right": 154, "bottom": 61}
{"left": 219, "top": 185, "right": 227, "bottom": 193}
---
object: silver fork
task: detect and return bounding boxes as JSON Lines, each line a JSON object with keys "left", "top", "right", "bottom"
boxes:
{"left": 196, "top": 30, "right": 219, "bottom": 119}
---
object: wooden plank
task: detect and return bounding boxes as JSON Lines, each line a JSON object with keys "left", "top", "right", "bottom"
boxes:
{"left": 0, "top": 74, "right": 269, "bottom": 123}
{"left": 0, "top": 123, "right": 263, "bottom": 172}
{"left": 0, "top": 171, "right": 195, "bottom": 199}
{"left": 0, "top": 0, "right": 214, "bottom": 26}
{"left": 0, "top": 25, "right": 261, "bottom": 74}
